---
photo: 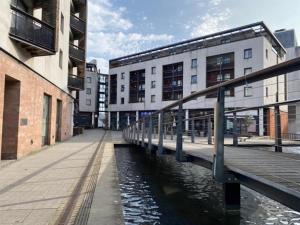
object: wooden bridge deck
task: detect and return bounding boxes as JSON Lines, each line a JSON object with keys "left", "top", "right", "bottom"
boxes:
{"left": 141, "top": 138, "right": 300, "bottom": 211}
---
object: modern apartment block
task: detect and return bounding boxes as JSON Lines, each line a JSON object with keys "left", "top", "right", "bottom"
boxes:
{"left": 275, "top": 29, "right": 300, "bottom": 135}
{"left": 108, "top": 22, "right": 287, "bottom": 136}
{"left": 0, "top": 0, "right": 87, "bottom": 159}
{"left": 75, "top": 60, "right": 109, "bottom": 128}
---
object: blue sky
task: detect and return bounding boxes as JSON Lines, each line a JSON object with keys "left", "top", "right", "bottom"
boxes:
{"left": 87, "top": 0, "right": 300, "bottom": 73}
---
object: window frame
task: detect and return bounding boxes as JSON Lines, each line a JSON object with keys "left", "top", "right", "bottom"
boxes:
{"left": 244, "top": 48, "right": 252, "bottom": 59}
{"left": 191, "top": 58, "right": 197, "bottom": 68}
{"left": 191, "top": 75, "right": 197, "bottom": 84}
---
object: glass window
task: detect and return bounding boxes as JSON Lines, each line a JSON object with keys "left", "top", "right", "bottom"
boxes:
{"left": 86, "top": 88, "right": 91, "bottom": 95}
{"left": 244, "top": 86, "right": 253, "bottom": 97}
{"left": 244, "top": 67, "right": 252, "bottom": 75}
{"left": 151, "top": 81, "right": 156, "bottom": 88}
{"left": 266, "top": 49, "right": 268, "bottom": 59}
{"left": 266, "top": 87, "right": 269, "bottom": 97}
{"left": 86, "top": 99, "right": 91, "bottom": 105}
{"left": 151, "top": 67, "right": 156, "bottom": 74}
{"left": 60, "top": 13, "right": 64, "bottom": 33}
{"left": 244, "top": 48, "right": 252, "bottom": 59}
{"left": 191, "top": 75, "right": 197, "bottom": 84}
{"left": 121, "top": 85, "right": 125, "bottom": 92}
{"left": 121, "top": 72, "right": 125, "bottom": 79}
{"left": 59, "top": 50, "right": 63, "bottom": 69}
{"left": 225, "top": 90, "right": 232, "bottom": 97}
{"left": 121, "top": 98, "right": 124, "bottom": 104}
{"left": 87, "top": 77, "right": 92, "bottom": 83}
{"left": 151, "top": 95, "right": 156, "bottom": 103}
{"left": 177, "top": 80, "right": 182, "bottom": 86}
{"left": 224, "top": 73, "right": 231, "bottom": 80}
{"left": 217, "top": 74, "right": 223, "bottom": 81}
{"left": 191, "top": 59, "right": 197, "bottom": 68}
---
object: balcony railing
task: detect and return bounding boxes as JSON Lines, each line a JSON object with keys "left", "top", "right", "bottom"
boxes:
{"left": 70, "top": 14, "right": 86, "bottom": 33}
{"left": 10, "top": 6, "right": 55, "bottom": 53}
{"left": 68, "top": 75, "right": 84, "bottom": 90}
{"left": 69, "top": 44, "right": 85, "bottom": 62}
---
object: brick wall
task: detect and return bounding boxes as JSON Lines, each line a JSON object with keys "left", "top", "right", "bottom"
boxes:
{"left": 0, "top": 50, "right": 73, "bottom": 159}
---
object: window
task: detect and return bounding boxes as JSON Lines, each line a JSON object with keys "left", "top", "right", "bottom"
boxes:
{"left": 121, "top": 72, "right": 125, "bottom": 79}
{"left": 151, "top": 81, "right": 156, "bottom": 88}
{"left": 86, "top": 99, "right": 91, "bottom": 105}
{"left": 59, "top": 50, "right": 63, "bottom": 69}
{"left": 191, "top": 75, "right": 197, "bottom": 84}
{"left": 60, "top": 13, "right": 64, "bottom": 33}
{"left": 244, "top": 48, "right": 252, "bottom": 59}
{"left": 121, "top": 85, "right": 125, "bottom": 92}
{"left": 151, "top": 95, "right": 156, "bottom": 103}
{"left": 244, "top": 67, "right": 252, "bottom": 75}
{"left": 223, "top": 57, "right": 230, "bottom": 64}
{"left": 265, "top": 87, "right": 269, "bottom": 97}
{"left": 87, "top": 77, "right": 91, "bottom": 83}
{"left": 191, "top": 59, "right": 197, "bottom": 68}
{"left": 177, "top": 65, "right": 183, "bottom": 72}
{"left": 224, "top": 73, "right": 231, "bottom": 80}
{"left": 151, "top": 67, "right": 156, "bottom": 74}
{"left": 244, "top": 86, "right": 253, "bottom": 97}
{"left": 178, "top": 80, "right": 182, "bottom": 86}
{"left": 288, "top": 105, "right": 296, "bottom": 120}
{"left": 121, "top": 97, "right": 125, "bottom": 104}
{"left": 225, "top": 90, "right": 232, "bottom": 97}
{"left": 217, "top": 74, "right": 223, "bottom": 81}
{"left": 139, "top": 84, "right": 145, "bottom": 91}
{"left": 266, "top": 49, "right": 268, "bottom": 59}
{"left": 86, "top": 88, "right": 91, "bottom": 95}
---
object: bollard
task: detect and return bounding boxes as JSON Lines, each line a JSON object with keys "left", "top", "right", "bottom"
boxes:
{"left": 213, "top": 87, "right": 225, "bottom": 182}
{"left": 191, "top": 118, "right": 195, "bottom": 143}
{"left": 148, "top": 115, "right": 153, "bottom": 151}
{"left": 233, "top": 112, "right": 238, "bottom": 146}
{"left": 176, "top": 103, "right": 184, "bottom": 161}
{"left": 274, "top": 106, "right": 282, "bottom": 152}
{"left": 158, "top": 111, "right": 165, "bottom": 154}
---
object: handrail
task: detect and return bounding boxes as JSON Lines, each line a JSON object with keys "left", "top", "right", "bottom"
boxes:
{"left": 71, "top": 14, "right": 86, "bottom": 23}
{"left": 127, "top": 57, "right": 300, "bottom": 123}
{"left": 69, "top": 43, "right": 85, "bottom": 51}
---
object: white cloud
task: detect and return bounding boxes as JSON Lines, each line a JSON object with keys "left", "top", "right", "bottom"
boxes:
{"left": 87, "top": 57, "right": 109, "bottom": 74}
{"left": 210, "top": 0, "right": 222, "bottom": 6}
{"left": 191, "top": 8, "right": 231, "bottom": 37}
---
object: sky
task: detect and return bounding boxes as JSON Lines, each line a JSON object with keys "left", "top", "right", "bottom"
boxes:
{"left": 87, "top": 0, "right": 300, "bottom": 73}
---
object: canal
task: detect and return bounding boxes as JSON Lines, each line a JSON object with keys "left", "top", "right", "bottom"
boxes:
{"left": 115, "top": 146, "right": 300, "bottom": 225}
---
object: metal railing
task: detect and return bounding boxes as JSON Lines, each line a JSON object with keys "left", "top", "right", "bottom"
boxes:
{"left": 122, "top": 57, "right": 300, "bottom": 182}
{"left": 69, "top": 43, "right": 85, "bottom": 62}
{"left": 70, "top": 14, "right": 86, "bottom": 33}
{"left": 10, "top": 6, "right": 55, "bottom": 52}
{"left": 68, "top": 74, "right": 84, "bottom": 90}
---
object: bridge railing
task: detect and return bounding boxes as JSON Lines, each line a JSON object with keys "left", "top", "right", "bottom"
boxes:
{"left": 123, "top": 57, "right": 300, "bottom": 182}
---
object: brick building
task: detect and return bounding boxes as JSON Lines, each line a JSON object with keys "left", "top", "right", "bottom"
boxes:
{"left": 0, "top": 0, "right": 87, "bottom": 159}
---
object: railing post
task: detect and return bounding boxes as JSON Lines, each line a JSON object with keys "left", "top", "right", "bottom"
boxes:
{"left": 164, "top": 125, "right": 167, "bottom": 139}
{"left": 158, "top": 111, "right": 165, "bottom": 154}
{"left": 274, "top": 105, "right": 282, "bottom": 152}
{"left": 136, "top": 121, "right": 140, "bottom": 145}
{"left": 208, "top": 116, "right": 212, "bottom": 145}
{"left": 191, "top": 118, "right": 195, "bottom": 143}
{"left": 148, "top": 115, "right": 153, "bottom": 152}
{"left": 132, "top": 123, "right": 136, "bottom": 144}
{"left": 176, "top": 103, "right": 184, "bottom": 161}
{"left": 233, "top": 112, "right": 238, "bottom": 146}
{"left": 141, "top": 118, "right": 145, "bottom": 147}
{"left": 213, "top": 87, "right": 225, "bottom": 182}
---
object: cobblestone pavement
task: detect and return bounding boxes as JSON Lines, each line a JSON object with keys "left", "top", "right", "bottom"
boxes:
{"left": 0, "top": 129, "right": 105, "bottom": 225}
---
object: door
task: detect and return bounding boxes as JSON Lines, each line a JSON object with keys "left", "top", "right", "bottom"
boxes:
{"left": 42, "top": 94, "right": 51, "bottom": 146}
{"left": 56, "top": 100, "right": 62, "bottom": 142}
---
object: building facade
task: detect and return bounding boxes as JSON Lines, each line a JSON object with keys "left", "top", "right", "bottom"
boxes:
{"left": 0, "top": 0, "right": 87, "bottom": 159}
{"left": 108, "top": 22, "right": 287, "bottom": 136}
{"left": 98, "top": 73, "right": 109, "bottom": 128}
{"left": 275, "top": 29, "right": 300, "bottom": 135}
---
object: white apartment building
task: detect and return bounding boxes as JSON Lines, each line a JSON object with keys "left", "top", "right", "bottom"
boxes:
{"left": 0, "top": 0, "right": 87, "bottom": 159}
{"left": 108, "top": 22, "right": 287, "bottom": 136}
{"left": 275, "top": 29, "right": 300, "bottom": 135}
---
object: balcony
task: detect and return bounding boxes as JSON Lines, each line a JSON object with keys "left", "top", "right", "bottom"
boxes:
{"left": 69, "top": 44, "right": 85, "bottom": 63}
{"left": 68, "top": 75, "right": 84, "bottom": 91}
{"left": 9, "top": 6, "right": 55, "bottom": 56}
{"left": 70, "top": 14, "right": 86, "bottom": 34}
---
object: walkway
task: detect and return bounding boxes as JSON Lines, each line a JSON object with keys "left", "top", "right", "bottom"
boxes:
{"left": 0, "top": 129, "right": 124, "bottom": 225}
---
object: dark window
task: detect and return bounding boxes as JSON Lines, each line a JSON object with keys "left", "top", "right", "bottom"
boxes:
{"left": 288, "top": 105, "right": 296, "bottom": 120}
{"left": 244, "top": 48, "right": 252, "bottom": 59}
{"left": 121, "top": 98, "right": 125, "bottom": 104}
{"left": 151, "top": 81, "right": 156, "bottom": 88}
{"left": 244, "top": 67, "right": 252, "bottom": 75}
{"left": 129, "top": 69, "right": 145, "bottom": 103}
{"left": 60, "top": 13, "right": 64, "bottom": 33}
{"left": 191, "top": 75, "right": 197, "bottom": 84}
{"left": 151, "top": 95, "right": 156, "bottom": 103}
{"left": 151, "top": 67, "right": 156, "bottom": 74}
{"left": 121, "top": 72, "right": 125, "bottom": 79}
{"left": 266, "top": 49, "right": 268, "bottom": 59}
{"left": 110, "top": 74, "right": 117, "bottom": 104}
{"left": 59, "top": 50, "right": 63, "bottom": 69}
{"left": 86, "top": 99, "right": 91, "bottom": 105}
{"left": 266, "top": 87, "right": 269, "bottom": 97}
{"left": 121, "top": 85, "right": 125, "bottom": 92}
{"left": 191, "top": 59, "right": 197, "bottom": 68}
{"left": 162, "top": 62, "right": 183, "bottom": 101}
{"left": 86, "top": 88, "right": 91, "bottom": 95}
{"left": 244, "top": 86, "right": 253, "bottom": 97}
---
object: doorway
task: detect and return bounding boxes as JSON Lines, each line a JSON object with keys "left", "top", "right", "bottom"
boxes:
{"left": 42, "top": 94, "right": 51, "bottom": 146}
{"left": 1, "top": 76, "right": 21, "bottom": 160}
{"left": 56, "top": 100, "right": 62, "bottom": 142}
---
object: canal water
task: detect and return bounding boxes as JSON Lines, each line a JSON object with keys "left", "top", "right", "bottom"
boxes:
{"left": 115, "top": 147, "right": 300, "bottom": 225}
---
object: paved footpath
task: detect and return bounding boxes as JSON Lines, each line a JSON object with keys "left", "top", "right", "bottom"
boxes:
{"left": 0, "top": 129, "right": 121, "bottom": 225}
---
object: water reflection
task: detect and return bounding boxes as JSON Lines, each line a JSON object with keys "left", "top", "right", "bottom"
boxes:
{"left": 115, "top": 147, "right": 300, "bottom": 225}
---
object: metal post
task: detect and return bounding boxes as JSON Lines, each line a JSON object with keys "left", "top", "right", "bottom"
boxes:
{"left": 191, "top": 118, "right": 195, "bottom": 143}
{"left": 274, "top": 105, "right": 282, "bottom": 152}
{"left": 213, "top": 87, "right": 225, "bottom": 182}
{"left": 132, "top": 123, "right": 136, "bottom": 144}
{"left": 233, "top": 112, "right": 238, "bottom": 146}
{"left": 136, "top": 121, "right": 140, "bottom": 145}
{"left": 208, "top": 116, "right": 212, "bottom": 145}
{"left": 164, "top": 125, "right": 167, "bottom": 139}
{"left": 176, "top": 103, "right": 184, "bottom": 161}
{"left": 141, "top": 118, "right": 145, "bottom": 147}
{"left": 148, "top": 115, "right": 153, "bottom": 151}
{"left": 158, "top": 112, "right": 165, "bottom": 154}
{"left": 170, "top": 124, "right": 174, "bottom": 140}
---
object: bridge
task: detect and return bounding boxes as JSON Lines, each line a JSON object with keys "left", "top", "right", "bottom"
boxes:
{"left": 122, "top": 57, "right": 300, "bottom": 212}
